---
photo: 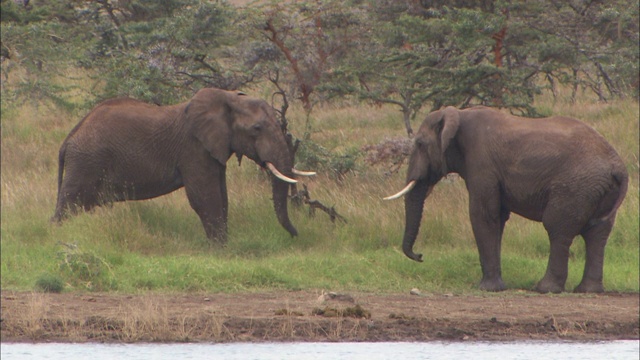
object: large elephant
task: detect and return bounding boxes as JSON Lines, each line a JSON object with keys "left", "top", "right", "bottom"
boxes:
{"left": 385, "top": 106, "right": 628, "bottom": 293}
{"left": 52, "top": 88, "right": 314, "bottom": 243}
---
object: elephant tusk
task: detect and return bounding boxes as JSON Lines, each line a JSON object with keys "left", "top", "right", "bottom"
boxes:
{"left": 266, "top": 162, "right": 298, "bottom": 184}
{"left": 383, "top": 180, "right": 417, "bottom": 200}
{"left": 292, "top": 169, "right": 316, "bottom": 176}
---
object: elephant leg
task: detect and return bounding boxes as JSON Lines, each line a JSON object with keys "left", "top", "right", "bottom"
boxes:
{"left": 536, "top": 207, "right": 581, "bottom": 293}
{"left": 535, "top": 230, "right": 574, "bottom": 293}
{"left": 574, "top": 218, "right": 614, "bottom": 293}
{"left": 468, "top": 189, "right": 508, "bottom": 292}
{"left": 182, "top": 163, "right": 228, "bottom": 244}
{"left": 536, "top": 197, "right": 589, "bottom": 293}
{"left": 221, "top": 169, "right": 228, "bottom": 225}
{"left": 53, "top": 176, "right": 101, "bottom": 222}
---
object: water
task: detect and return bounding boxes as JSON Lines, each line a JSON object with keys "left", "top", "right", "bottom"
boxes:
{"left": 1, "top": 341, "right": 638, "bottom": 360}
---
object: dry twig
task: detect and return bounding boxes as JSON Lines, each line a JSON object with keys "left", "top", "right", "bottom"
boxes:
{"left": 291, "top": 184, "right": 347, "bottom": 224}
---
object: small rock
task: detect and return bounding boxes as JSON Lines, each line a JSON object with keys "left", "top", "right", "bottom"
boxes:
{"left": 410, "top": 288, "right": 421, "bottom": 296}
{"left": 203, "top": 297, "right": 211, "bottom": 302}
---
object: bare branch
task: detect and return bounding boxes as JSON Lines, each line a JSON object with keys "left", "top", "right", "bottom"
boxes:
{"left": 291, "top": 184, "right": 347, "bottom": 224}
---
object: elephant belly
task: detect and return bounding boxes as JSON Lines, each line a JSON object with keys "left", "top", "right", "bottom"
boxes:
{"left": 108, "top": 168, "right": 184, "bottom": 201}
{"left": 509, "top": 205, "right": 544, "bottom": 222}
{"left": 501, "top": 186, "right": 546, "bottom": 222}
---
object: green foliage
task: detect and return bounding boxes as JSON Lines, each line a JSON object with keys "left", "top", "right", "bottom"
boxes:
{"left": 86, "top": 0, "right": 241, "bottom": 104}
{"left": 35, "top": 273, "right": 65, "bottom": 293}
{"left": 57, "top": 243, "right": 117, "bottom": 291}
{"left": 2, "top": 0, "right": 637, "bottom": 129}
{"left": 296, "top": 140, "right": 361, "bottom": 179}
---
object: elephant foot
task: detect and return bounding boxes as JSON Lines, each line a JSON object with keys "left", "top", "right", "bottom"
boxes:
{"left": 207, "top": 232, "right": 228, "bottom": 246}
{"left": 209, "top": 238, "right": 227, "bottom": 249}
{"left": 534, "top": 278, "right": 564, "bottom": 294}
{"left": 50, "top": 214, "right": 63, "bottom": 224}
{"left": 574, "top": 280, "right": 604, "bottom": 293}
{"left": 479, "top": 277, "right": 506, "bottom": 292}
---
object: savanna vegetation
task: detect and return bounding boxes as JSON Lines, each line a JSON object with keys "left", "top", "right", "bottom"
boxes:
{"left": 1, "top": 0, "right": 638, "bottom": 295}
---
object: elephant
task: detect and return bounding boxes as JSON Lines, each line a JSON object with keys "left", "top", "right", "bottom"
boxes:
{"left": 385, "top": 106, "right": 628, "bottom": 293}
{"left": 52, "top": 88, "right": 315, "bottom": 243}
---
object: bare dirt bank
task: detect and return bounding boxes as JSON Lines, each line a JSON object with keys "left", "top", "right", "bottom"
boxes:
{"left": 1, "top": 290, "right": 638, "bottom": 343}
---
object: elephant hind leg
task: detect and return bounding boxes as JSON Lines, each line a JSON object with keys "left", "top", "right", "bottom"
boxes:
{"left": 536, "top": 214, "right": 582, "bottom": 293}
{"left": 534, "top": 233, "right": 574, "bottom": 294}
{"left": 52, "top": 176, "right": 103, "bottom": 222}
{"left": 574, "top": 217, "right": 615, "bottom": 293}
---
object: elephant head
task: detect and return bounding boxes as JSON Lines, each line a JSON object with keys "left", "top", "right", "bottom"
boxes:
{"left": 385, "top": 107, "right": 460, "bottom": 262}
{"left": 184, "top": 88, "right": 308, "bottom": 237}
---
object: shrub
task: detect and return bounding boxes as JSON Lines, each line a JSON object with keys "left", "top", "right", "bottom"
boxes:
{"left": 57, "top": 243, "right": 117, "bottom": 291}
{"left": 34, "top": 273, "right": 65, "bottom": 293}
{"left": 361, "top": 137, "right": 412, "bottom": 176}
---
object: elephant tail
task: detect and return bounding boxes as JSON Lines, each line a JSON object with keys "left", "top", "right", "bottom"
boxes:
{"left": 51, "top": 143, "right": 68, "bottom": 223}
{"left": 591, "top": 169, "right": 629, "bottom": 227}
{"left": 56, "top": 143, "right": 67, "bottom": 196}
{"left": 606, "top": 169, "right": 629, "bottom": 220}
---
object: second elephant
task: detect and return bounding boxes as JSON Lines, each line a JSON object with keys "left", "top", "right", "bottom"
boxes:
{"left": 386, "top": 106, "right": 628, "bottom": 293}
{"left": 52, "top": 88, "right": 314, "bottom": 243}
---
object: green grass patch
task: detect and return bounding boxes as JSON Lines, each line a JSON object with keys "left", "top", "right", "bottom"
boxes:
{"left": 1, "top": 93, "right": 638, "bottom": 295}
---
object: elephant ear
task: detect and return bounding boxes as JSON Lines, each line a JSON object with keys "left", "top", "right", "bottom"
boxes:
{"left": 184, "top": 88, "right": 236, "bottom": 165}
{"left": 438, "top": 106, "right": 460, "bottom": 157}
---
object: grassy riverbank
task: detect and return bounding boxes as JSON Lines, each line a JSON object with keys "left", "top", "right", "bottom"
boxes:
{"left": 1, "top": 90, "right": 638, "bottom": 294}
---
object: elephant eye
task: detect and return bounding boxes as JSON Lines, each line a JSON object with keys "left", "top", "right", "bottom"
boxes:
{"left": 251, "top": 123, "right": 262, "bottom": 132}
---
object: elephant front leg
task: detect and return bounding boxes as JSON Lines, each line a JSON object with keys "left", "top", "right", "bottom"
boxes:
{"left": 182, "top": 165, "right": 228, "bottom": 244}
{"left": 468, "top": 192, "right": 508, "bottom": 292}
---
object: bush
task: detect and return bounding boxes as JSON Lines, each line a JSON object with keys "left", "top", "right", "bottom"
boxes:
{"left": 34, "top": 273, "right": 65, "bottom": 293}
{"left": 361, "top": 137, "right": 412, "bottom": 176}
{"left": 296, "top": 140, "right": 361, "bottom": 180}
{"left": 57, "top": 243, "right": 117, "bottom": 291}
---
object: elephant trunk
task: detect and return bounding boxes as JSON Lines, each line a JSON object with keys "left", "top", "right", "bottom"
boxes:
{"left": 271, "top": 170, "right": 298, "bottom": 237}
{"left": 402, "top": 180, "right": 431, "bottom": 262}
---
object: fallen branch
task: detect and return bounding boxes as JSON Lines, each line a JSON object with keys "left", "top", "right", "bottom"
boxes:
{"left": 291, "top": 184, "right": 347, "bottom": 224}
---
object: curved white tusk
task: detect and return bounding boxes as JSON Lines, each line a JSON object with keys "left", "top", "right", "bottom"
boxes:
{"left": 292, "top": 169, "right": 316, "bottom": 176}
{"left": 266, "top": 162, "right": 298, "bottom": 184}
{"left": 383, "top": 180, "right": 417, "bottom": 200}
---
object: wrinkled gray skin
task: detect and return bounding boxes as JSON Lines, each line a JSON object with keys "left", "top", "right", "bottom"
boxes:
{"left": 399, "top": 106, "right": 628, "bottom": 293}
{"left": 52, "top": 88, "right": 298, "bottom": 242}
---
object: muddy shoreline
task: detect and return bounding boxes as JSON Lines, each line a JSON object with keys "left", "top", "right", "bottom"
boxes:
{"left": 1, "top": 290, "right": 638, "bottom": 343}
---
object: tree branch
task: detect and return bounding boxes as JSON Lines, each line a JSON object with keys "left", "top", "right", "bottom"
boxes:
{"left": 291, "top": 184, "right": 347, "bottom": 224}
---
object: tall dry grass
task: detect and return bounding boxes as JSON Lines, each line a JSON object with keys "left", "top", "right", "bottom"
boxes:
{"left": 1, "top": 83, "right": 638, "bottom": 293}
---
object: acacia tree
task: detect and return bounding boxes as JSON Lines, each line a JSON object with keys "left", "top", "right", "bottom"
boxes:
{"left": 517, "top": 0, "right": 639, "bottom": 102}
{"left": 233, "top": 0, "right": 370, "bottom": 178}
{"left": 3, "top": 0, "right": 636, "bottom": 114}
{"left": 240, "top": 0, "right": 368, "bottom": 123}
{"left": 81, "top": 0, "right": 251, "bottom": 104}
{"left": 1, "top": 0, "right": 92, "bottom": 109}
{"left": 330, "top": 0, "right": 638, "bottom": 137}
{"left": 329, "top": 0, "right": 538, "bottom": 137}
{"left": 1, "top": 0, "right": 255, "bottom": 106}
